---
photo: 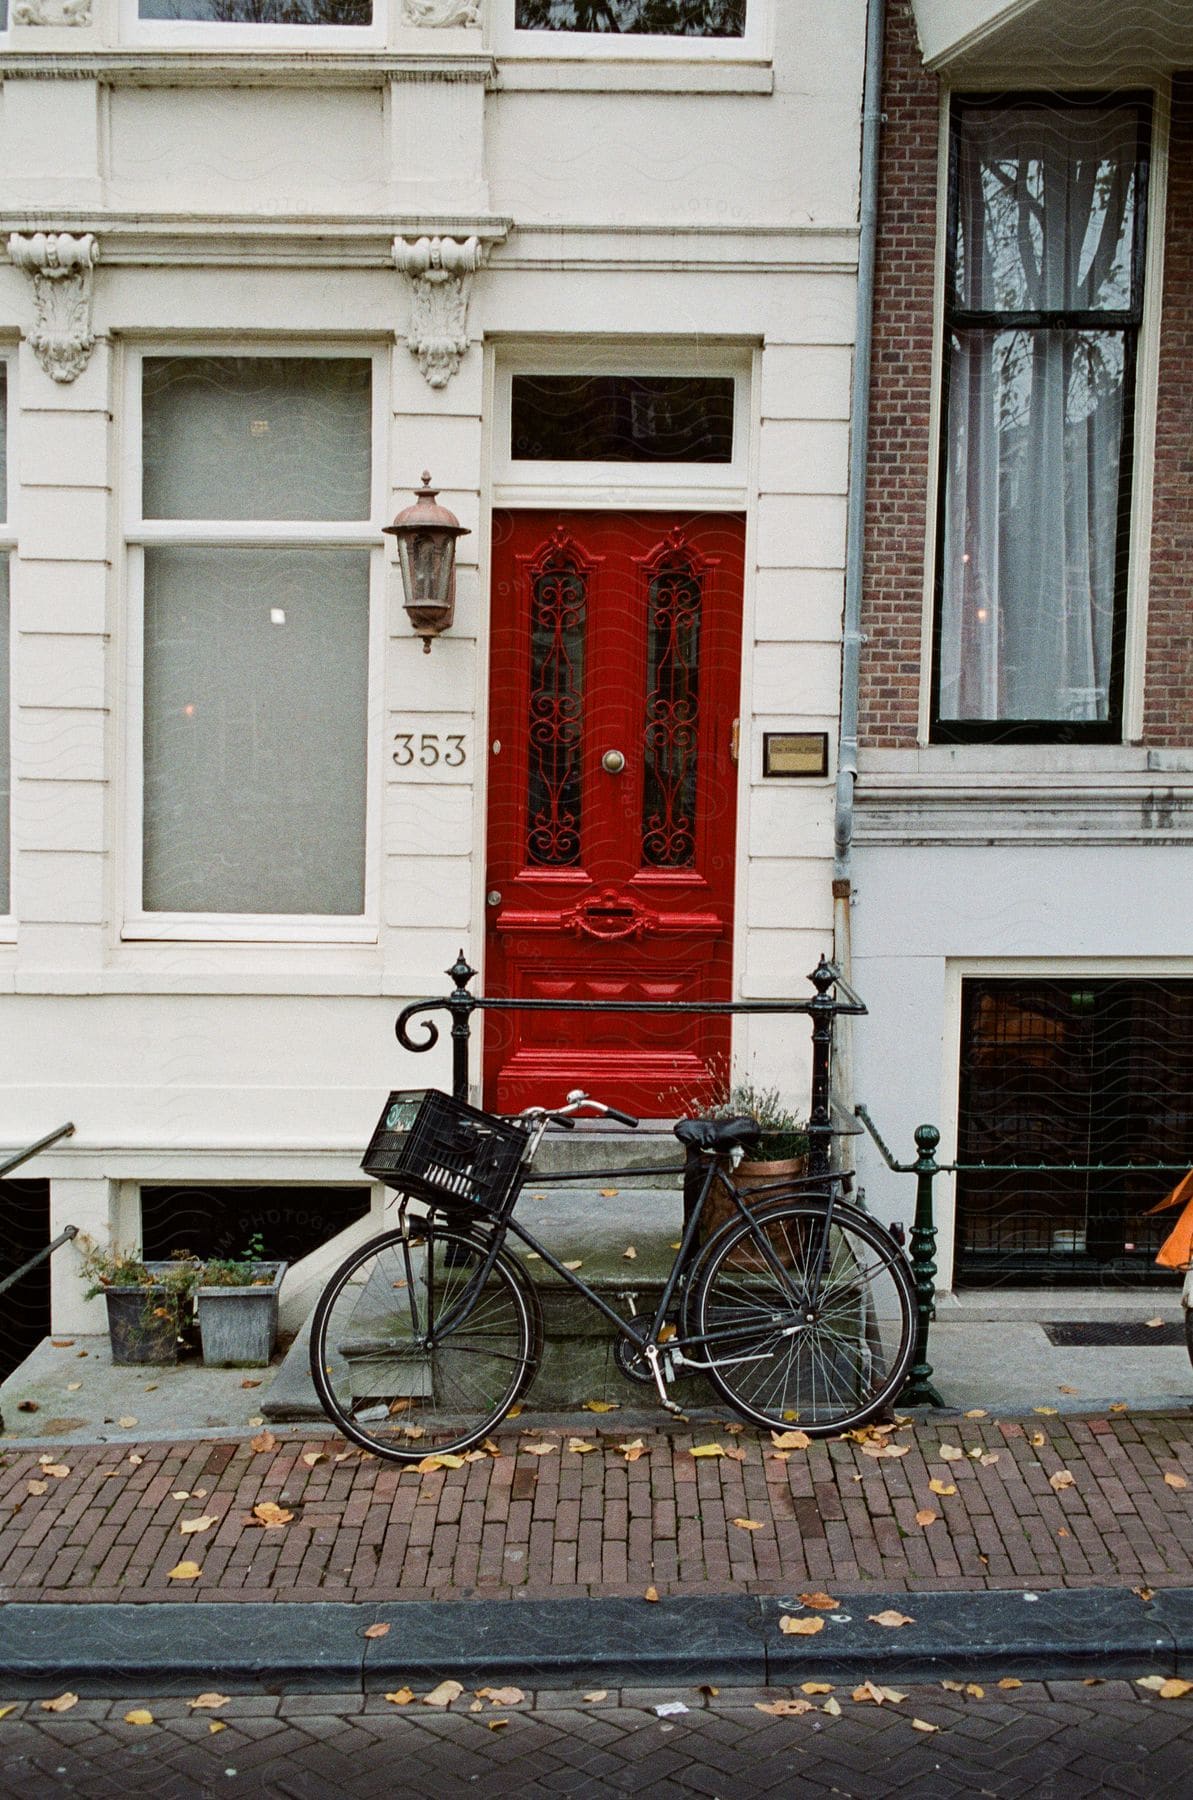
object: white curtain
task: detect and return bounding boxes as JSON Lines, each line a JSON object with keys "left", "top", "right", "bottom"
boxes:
{"left": 939, "top": 103, "right": 1139, "bottom": 724}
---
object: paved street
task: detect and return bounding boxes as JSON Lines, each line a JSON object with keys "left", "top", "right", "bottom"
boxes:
{"left": 2, "top": 1410, "right": 1191, "bottom": 1605}
{"left": 1, "top": 1680, "right": 1192, "bottom": 1797}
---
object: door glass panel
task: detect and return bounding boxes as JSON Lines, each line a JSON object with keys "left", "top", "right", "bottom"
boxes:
{"left": 511, "top": 375, "right": 734, "bottom": 463}
{"left": 526, "top": 547, "right": 587, "bottom": 867}
{"left": 641, "top": 551, "right": 701, "bottom": 868}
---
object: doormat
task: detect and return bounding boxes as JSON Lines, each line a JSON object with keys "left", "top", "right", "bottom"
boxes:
{"left": 1043, "top": 1320, "right": 1186, "bottom": 1347}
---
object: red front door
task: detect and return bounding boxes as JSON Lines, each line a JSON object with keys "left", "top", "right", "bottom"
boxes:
{"left": 484, "top": 510, "right": 744, "bottom": 1115}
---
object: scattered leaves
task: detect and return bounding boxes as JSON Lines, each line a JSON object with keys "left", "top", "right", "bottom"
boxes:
{"left": 520, "top": 1441, "right": 557, "bottom": 1457}
{"left": 869, "top": 1610, "right": 914, "bottom": 1629}
{"left": 476, "top": 1686, "right": 524, "bottom": 1706}
{"left": 755, "top": 1698, "right": 812, "bottom": 1716}
{"left": 250, "top": 1431, "right": 277, "bottom": 1454}
{"left": 423, "top": 1680, "right": 464, "bottom": 1709}
{"left": 779, "top": 1615, "right": 824, "bottom": 1637}
{"left": 248, "top": 1502, "right": 293, "bottom": 1529}
{"left": 770, "top": 1429, "right": 811, "bottom": 1451}
{"left": 179, "top": 1515, "right": 218, "bottom": 1536}
{"left": 40, "top": 1694, "right": 78, "bottom": 1713}
{"left": 167, "top": 1561, "right": 202, "bottom": 1581}
{"left": 852, "top": 1683, "right": 906, "bottom": 1706}
{"left": 413, "top": 1454, "right": 465, "bottom": 1473}
{"left": 798, "top": 1592, "right": 839, "bottom": 1611}
{"left": 124, "top": 1710, "right": 155, "bottom": 1727}
{"left": 363, "top": 1624, "right": 391, "bottom": 1640}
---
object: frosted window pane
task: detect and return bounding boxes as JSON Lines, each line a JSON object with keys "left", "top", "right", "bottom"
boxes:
{"left": 143, "top": 358, "right": 371, "bottom": 521}
{"left": 143, "top": 547, "right": 369, "bottom": 914}
{"left": 0, "top": 560, "right": 8, "bottom": 912}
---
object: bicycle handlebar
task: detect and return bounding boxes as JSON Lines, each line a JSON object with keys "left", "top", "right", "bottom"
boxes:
{"left": 520, "top": 1090, "right": 640, "bottom": 1130}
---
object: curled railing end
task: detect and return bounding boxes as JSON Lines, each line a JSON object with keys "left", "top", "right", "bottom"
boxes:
{"left": 395, "top": 1000, "right": 442, "bottom": 1054}
{"left": 63, "top": 1223, "right": 79, "bottom": 1240}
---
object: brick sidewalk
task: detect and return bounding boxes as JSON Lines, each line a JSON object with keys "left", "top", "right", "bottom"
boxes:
{"left": 1, "top": 1410, "right": 1191, "bottom": 1607}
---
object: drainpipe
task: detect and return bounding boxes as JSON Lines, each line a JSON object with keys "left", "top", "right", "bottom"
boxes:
{"left": 833, "top": 0, "right": 885, "bottom": 1169}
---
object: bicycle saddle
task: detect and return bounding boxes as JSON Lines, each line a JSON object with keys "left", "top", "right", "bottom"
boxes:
{"left": 673, "top": 1115, "right": 762, "bottom": 1155}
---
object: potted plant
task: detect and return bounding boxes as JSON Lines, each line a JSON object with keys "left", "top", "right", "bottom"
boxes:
{"left": 689, "top": 1083, "right": 811, "bottom": 1246}
{"left": 78, "top": 1238, "right": 200, "bottom": 1366}
{"left": 196, "top": 1236, "right": 287, "bottom": 1368}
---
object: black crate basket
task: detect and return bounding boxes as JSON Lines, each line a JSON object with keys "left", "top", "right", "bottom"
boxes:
{"left": 361, "top": 1089, "right": 530, "bottom": 1220}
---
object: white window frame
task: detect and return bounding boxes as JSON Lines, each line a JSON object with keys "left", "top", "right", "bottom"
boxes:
{"left": 492, "top": 343, "right": 753, "bottom": 511}
{"left": 122, "top": 0, "right": 383, "bottom": 51}
{"left": 491, "top": 0, "right": 771, "bottom": 62}
{"left": 0, "top": 352, "right": 14, "bottom": 939}
{"left": 121, "top": 343, "right": 387, "bottom": 944}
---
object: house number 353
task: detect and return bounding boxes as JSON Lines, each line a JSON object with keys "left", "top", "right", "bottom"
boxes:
{"left": 392, "top": 732, "right": 467, "bottom": 768}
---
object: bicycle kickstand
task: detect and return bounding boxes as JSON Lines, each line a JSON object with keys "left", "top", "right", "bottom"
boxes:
{"left": 643, "top": 1342, "right": 685, "bottom": 1415}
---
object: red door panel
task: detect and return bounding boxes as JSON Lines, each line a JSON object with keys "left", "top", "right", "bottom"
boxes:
{"left": 484, "top": 511, "right": 744, "bottom": 1115}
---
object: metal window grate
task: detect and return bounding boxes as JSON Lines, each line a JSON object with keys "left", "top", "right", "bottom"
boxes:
{"left": 1042, "top": 1320, "right": 1185, "bottom": 1348}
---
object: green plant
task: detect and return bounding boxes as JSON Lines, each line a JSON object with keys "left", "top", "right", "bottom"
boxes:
{"left": 77, "top": 1237, "right": 200, "bottom": 1328}
{"left": 200, "top": 1233, "right": 277, "bottom": 1289}
{"left": 698, "top": 1082, "right": 809, "bottom": 1164}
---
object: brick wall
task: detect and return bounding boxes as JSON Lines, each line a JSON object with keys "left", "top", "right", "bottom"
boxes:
{"left": 859, "top": 6, "right": 1193, "bottom": 749}
{"left": 858, "top": 0, "right": 939, "bottom": 748}
{"left": 1144, "top": 75, "right": 1193, "bottom": 745}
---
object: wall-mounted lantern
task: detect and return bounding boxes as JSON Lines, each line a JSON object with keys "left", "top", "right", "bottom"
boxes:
{"left": 383, "top": 471, "right": 470, "bottom": 652}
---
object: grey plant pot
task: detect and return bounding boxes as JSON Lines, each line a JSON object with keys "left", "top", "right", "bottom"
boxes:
{"left": 104, "top": 1263, "right": 191, "bottom": 1365}
{"left": 196, "top": 1263, "right": 287, "bottom": 1367}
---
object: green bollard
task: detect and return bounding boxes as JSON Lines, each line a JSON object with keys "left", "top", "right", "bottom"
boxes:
{"left": 900, "top": 1123, "right": 945, "bottom": 1408}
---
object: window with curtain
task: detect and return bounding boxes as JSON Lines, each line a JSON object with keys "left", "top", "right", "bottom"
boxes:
{"left": 138, "top": 356, "right": 372, "bottom": 916}
{"left": 0, "top": 364, "right": 9, "bottom": 915}
{"left": 934, "top": 96, "right": 1149, "bottom": 741}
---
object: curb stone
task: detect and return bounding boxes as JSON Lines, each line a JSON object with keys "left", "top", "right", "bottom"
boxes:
{"left": 0, "top": 1589, "right": 1190, "bottom": 1697}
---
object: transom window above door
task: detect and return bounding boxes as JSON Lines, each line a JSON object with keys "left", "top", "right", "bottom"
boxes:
{"left": 513, "top": 1, "right": 746, "bottom": 35}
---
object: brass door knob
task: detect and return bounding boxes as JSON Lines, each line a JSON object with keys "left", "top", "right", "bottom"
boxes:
{"left": 602, "top": 750, "right": 626, "bottom": 774}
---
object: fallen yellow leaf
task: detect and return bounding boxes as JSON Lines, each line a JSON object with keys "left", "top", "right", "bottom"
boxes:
{"left": 979, "top": 1453, "right": 1001, "bottom": 1467}
{"left": 643, "top": 1586, "right": 660, "bottom": 1602}
{"left": 384, "top": 1689, "right": 414, "bottom": 1706}
{"left": 928, "top": 1479, "right": 956, "bottom": 1496}
{"left": 302, "top": 1453, "right": 328, "bottom": 1467}
{"left": 40, "top": 1693, "right": 78, "bottom": 1713}
{"left": 477, "top": 1686, "right": 524, "bottom": 1706}
{"left": 1158, "top": 1679, "right": 1193, "bottom": 1699}
{"left": 250, "top": 1430, "right": 277, "bottom": 1453}
{"left": 26, "top": 1481, "right": 47, "bottom": 1497}
{"left": 1109, "top": 1402, "right": 1129, "bottom": 1413}
{"left": 424, "top": 1680, "right": 464, "bottom": 1709}
{"left": 690, "top": 1443, "right": 726, "bottom": 1458}
{"left": 1049, "top": 1470, "right": 1075, "bottom": 1491}
{"left": 801, "top": 1682, "right": 833, "bottom": 1695}
{"left": 622, "top": 1246, "right": 637, "bottom": 1260}
{"left": 822, "top": 1697, "right": 842, "bottom": 1717}
{"left": 128, "top": 1453, "right": 144, "bottom": 1466}
{"left": 852, "top": 1683, "right": 905, "bottom": 1706}
{"left": 910, "top": 1718, "right": 939, "bottom": 1734}
{"left": 209, "top": 1721, "right": 226, "bottom": 1734}
{"left": 770, "top": 1430, "right": 811, "bottom": 1451}
{"left": 965, "top": 1409, "right": 987, "bottom": 1419}
{"left": 187, "top": 1693, "right": 230, "bottom": 1710}
{"left": 249, "top": 1502, "right": 294, "bottom": 1529}
{"left": 1145, "top": 1317, "right": 1164, "bottom": 1329}
{"left": 413, "top": 1454, "right": 466, "bottom": 1473}
{"left": 997, "top": 1679, "right": 1023, "bottom": 1690}
{"left": 167, "top": 1561, "right": 202, "bottom": 1581}
{"left": 520, "top": 1441, "right": 557, "bottom": 1456}
{"left": 731, "top": 1518, "right": 763, "bottom": 1531}
{"left": 1030, "top": 1431, "right": 1046, "bottom": 1447}
{"left": 618, "top": 1441, "right": 648, "bottom": 1462}
{"left": 567, "top": 1438, "right": 598, "bottom": 1454}
{"left": 363, "top": 1623, "right": 390, "bottom": 1640}
{"left": 171, "top": 1492, "right": 191, "bottom": 1501}
{"left": 600, "top": 1189, "right": 618, "bottom": 1198}
{"left": 487, "top": 1719, "right": 509, "bottom": 1731}
{"left": 1033, "top": 1407, "right": 1058, "bottom": 1416}
{"left": 562, "top": 1261, "right": 583, "bottom": 1272}
{"left": 583, "top": 1691, "right": 607, "bottom": 1703}
{"left": 0, "top": 1707, "right": 16, "bottom": 1720}
{"left": 1163, "top": 1472, "right": 1188, "bottom": 1490}
{"left": 938, "top": 1444, "right": 963, "bottom": 1461}
{"left": 869, "top": 1610, "right": 914, "bottom": 1629}
{"left": 779, "top": 1615, "right": 824, "bottom": 1636}
{"left": 179, "top": 1515, "right": 218, "bottom": 1536}
{"left": 583, "top": 1400, "right": 619, "bottom": 1413}
{"left": 124, "top": 1710, "right": 154, "bottom": 1727}
{"left": 915, "top": 1509, "right": 938, "bottom": 1527}
{"left": 798, "top": 1592, "right": 839, "bottom": 1611}
{"left": 755, "top": 1698, "right": 812, "bottom": 1716}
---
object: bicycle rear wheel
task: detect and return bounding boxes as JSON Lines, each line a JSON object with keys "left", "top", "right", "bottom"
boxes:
{"left": 685, "top": 1200, "right": 916, "bottom": 1435}
{"left": 309, "top": 1222, "right": 541, "bottom": 1462}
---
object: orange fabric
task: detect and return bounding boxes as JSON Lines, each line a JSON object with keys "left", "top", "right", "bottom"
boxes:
{"left": 1148, "top": 1169, "right": 1193, "bottom": 1269}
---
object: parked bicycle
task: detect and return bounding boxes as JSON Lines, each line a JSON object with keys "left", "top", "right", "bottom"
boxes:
{"left": 310, "top": 1086, "right": 917, "bottom": 1462}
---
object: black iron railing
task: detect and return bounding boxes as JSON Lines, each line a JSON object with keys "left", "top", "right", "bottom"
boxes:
{"left": 395, "top": 953, "right": 867, "bottom": 1179}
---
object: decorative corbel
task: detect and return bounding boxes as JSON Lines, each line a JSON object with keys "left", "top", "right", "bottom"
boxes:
{"left": 393, "top": 234, "right": 486, "bottom": 389}
{"left": 11, "top": 0, "right": 93, "bottom": 22}
{"left": 7, "top": 232, "right": 100, "bottom": 384}
{"left": 402, "top": 0, "right": 481, "bottom": 22}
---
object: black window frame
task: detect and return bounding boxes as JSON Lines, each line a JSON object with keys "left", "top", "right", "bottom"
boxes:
{"left": 930, "top": 90, "right": 1152, "bottom": 747}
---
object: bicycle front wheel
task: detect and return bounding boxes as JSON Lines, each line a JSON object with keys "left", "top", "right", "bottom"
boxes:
{"left": 685, "top": 1201, "right": 916, "bottom": 1435}
{"left": 309, "top": 1223, "right": 540, "bottom": 1462}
